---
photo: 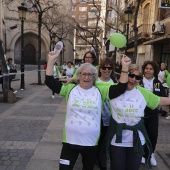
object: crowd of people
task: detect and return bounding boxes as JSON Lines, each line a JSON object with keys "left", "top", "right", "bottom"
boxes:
{"left": 44, "top": 41, "right": 170, "bottom": 170}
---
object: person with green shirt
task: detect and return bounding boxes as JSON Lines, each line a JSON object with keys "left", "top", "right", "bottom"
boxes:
{"left": 45, "top": 46, "right": 131, "bottom": 170}
{"left": 72, "top": 51, "right": 98, "bottom": 78}
{"left": 100, "top": 64, "right": 170, "bottom": 170}
{"left": 158, "top": 63, "right": 169, "bottom": 84}
{"left": 96, "top": 57, "right": 117, "bottom": 170}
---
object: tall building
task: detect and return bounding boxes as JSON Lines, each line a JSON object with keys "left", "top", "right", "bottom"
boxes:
{"left": 71, "top": 0, "right": 106, "bottom": 61}
{"left": 104, "top": 0, "right": 123, "bottom": 60}
{"left": 0, "top": 0, "right": 73, "bottom": 66}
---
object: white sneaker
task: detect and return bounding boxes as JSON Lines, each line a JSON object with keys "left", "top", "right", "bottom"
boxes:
{"left": 54, "top": 41, "right": 63, "bottom": 54}
{"left": 13, "top": 90, "right": 18, "bottom": 94}
{"left": 150, "top": 153, "right": 157, "bottom": 166}
{"left": 166, "top": 116, "right": 170, "bottom": 119}
{"left": 141, "top": 157, "right": 145, "bottom": 164}
{"left": 52, "top": 95, "right": 55, "bottom": 99}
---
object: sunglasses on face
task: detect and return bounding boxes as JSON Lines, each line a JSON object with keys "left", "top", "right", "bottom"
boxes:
{"left": 101, "top": 67, "right": 113, "bottom": 70}
{"left": 128, "top": 73, "right": 142, "bottom": 80}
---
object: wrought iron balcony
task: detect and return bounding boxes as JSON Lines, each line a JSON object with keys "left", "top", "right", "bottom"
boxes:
{"left": 128, "top": 24, "right": 151, "bottom": 43}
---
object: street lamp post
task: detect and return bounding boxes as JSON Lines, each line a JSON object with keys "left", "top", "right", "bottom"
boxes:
{"left": 51, "top": 34, "right": 56, "bottom": 51}
{"left": 124, "top": 6, "right": 132, "bottom": 55}
{"left": 103, "top": 36, "right": 107, "bottom": 45}
{"left": 18, "top": 3, "right": 27, "bottom": 90}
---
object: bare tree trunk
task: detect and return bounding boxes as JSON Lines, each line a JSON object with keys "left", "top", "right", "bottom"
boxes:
{"left": 0, "top": 41, "right": 10, "bottom": 102}
{"left": 38, "top": 13, "right": 42, "bottom": 85}
{"left": 133, "top": 0, "right": 141, "bottom": 63}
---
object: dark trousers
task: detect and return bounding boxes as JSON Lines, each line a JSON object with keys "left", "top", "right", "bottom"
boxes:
{"left": 9, "top": 76, "right": 13, "bottom": 90}
{"left": 1, "top": 76, "right": 13, "bottom": 91}
{"left": 59, "top": 143, "right": 98, "bottom": 170}
{"left": 144, "top": 116, "right": 158, "bottom": 154}
{"left": 97, "top": 125, "right": 108, "bottom": 169}
{"left": 110, "top": 145, "right": 142, "bottom": 170}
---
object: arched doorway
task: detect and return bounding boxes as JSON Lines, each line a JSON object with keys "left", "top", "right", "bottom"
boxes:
{"left": 24, "top": 43, "right": 36, "bottom": 64}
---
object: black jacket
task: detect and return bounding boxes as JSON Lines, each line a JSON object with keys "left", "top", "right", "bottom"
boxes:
{"left": 139, "top": 78, "right": 166, "bottom": 117}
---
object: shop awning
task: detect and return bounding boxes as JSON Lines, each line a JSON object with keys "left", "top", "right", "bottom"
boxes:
{"left": 143, "top": 35, "right": 170, "bottom": 45}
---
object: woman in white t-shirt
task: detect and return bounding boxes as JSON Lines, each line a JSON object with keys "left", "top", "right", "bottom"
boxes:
{"left": 158, "top": 63, "right": 169, "bottom": 84}
{"left": 97, "top": 57, "right": 116, "bottom": 169}
{"left": 45, "top": 49, "right": 131, "bottom": 170}
{"left": 100, "top": 64, "right": 170, "bottom": 170}
{"left": 65, "top": 61, "right": 75, "bottom": 78}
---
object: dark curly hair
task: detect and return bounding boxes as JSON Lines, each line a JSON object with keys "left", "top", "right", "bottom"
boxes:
{"left": 142, "top": 61, "right": 159, "bottom": 78}
{"left": 83, "top": 51, "right": 98, "bottom": 66}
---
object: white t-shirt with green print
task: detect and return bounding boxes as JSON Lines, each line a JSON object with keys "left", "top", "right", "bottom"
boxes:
{"left": 59, "top": 84, "right": 110, "bottom": 146}
{"left": 110, "top": 86, "right": 160, "bottom": 147}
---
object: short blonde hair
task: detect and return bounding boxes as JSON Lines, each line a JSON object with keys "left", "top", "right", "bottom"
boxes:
{"left": 129, "top": 64, "right": 142, "bottom": 75}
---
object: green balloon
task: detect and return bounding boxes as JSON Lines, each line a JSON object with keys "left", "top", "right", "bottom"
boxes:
{"left": 167, "top": 74, "right": 170, "bottom": 87}
{"left": 110, "top": 33, "right": 127, "bottom": 48}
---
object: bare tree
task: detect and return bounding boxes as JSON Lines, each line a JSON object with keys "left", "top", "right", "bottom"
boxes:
{"left": 26, "top": 0, "right": 63, "bottom": 84}
{"left": 0, "top": 41, "right": 10, "bottom": 102}
{"left": 73, "top": 0, "right": 105, "bottom": 59}
{"left": 133, "top": 0, "right": 141, "bottom": 63}
{"left": 43, "top": 8, "right": 74, "bottom": 65}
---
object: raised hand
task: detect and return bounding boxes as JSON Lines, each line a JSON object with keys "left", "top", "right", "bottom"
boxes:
{"left": 48, "top": 41, "right": 64, "bottom": 62}
{"left": 121, "top": 55, "right": 131, "bottom": 67}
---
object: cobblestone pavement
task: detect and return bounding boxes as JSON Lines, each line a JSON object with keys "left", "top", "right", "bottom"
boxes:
{"left": 0, "top": 70, "right": 170, "bottom": 170}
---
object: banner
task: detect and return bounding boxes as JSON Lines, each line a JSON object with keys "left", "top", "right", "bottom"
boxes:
{"left": 159, "top": 0, "right": 170, "bottom": 8}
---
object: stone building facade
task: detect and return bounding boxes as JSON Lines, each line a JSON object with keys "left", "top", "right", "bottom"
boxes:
{"left": 106, "top": 0, "right": 170, "bottom": 71}
{"left": 0, "top": 0, "right": 73, "bottom": 66}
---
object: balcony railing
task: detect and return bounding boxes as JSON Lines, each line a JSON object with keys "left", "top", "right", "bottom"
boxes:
{"left": 128, "top": 24, "right": 151, "bottom": 43}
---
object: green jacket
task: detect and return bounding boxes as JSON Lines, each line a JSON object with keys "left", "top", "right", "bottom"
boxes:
{"left": 55, "top": 65, "right": 61, "bottom": 78}
{"left": 99, "top": 117, "right": 152, "bottom": 169}
{"left": 164, "top": 70, "right": 169, "bottom": 83}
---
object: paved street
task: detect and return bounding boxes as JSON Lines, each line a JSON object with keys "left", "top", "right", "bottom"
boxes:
{"left": 0, "top": 69, "right": 170, "bottom": 170}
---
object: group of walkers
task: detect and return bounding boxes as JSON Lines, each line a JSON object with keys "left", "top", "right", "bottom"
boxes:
{"left": 45, "top": 41, "right": 170, "bottom": 170}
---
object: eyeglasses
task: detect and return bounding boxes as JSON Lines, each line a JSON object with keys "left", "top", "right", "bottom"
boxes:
{"left": 85, "top": 57, "right": 93, "bottom": 59}
{"left": 128, "top": 73, "right": 142, "bottom": 80}
{"left": 80, "top": 73, "right": 94, "bottom": 78}
{"left": 101, "top": 67, "right": 113, "bottom": 70}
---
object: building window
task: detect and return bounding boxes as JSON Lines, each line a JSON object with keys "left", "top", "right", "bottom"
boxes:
{"left": 79, "top": 15, "right": 87, "bottom": 20}
{"left": 88, "top": 20, "right": 97, "bottom": 27}
{"left": 72, "top": 0, "right": 76, "bottom": 3}
{"left": 79, "top": 23, "right": 87, "bottom": 27}
{"left": 79, "top": 31, "right": 86, "bottom": 36}
{"left": 80, "top": 0, "right": 87, "bottom": 2}
{"left": 89, "top": 0, "right": 100, "bottom": 1}
{"left": 78, "top": 38, "right": 86, "bottom": 44}
{"left": 108, "top": 11, "right": 112, "bottom": 18}
{"left": 90, "top": 7, "right": 97, "bottom": 11}
{"left": 79, "top": 7, "right": 87, "bottom": 11}
{"left": 88, "top": 12, "right": 99, "bottom": 18}
{"left": 72, "top": 6, "right": 76, "bottom": 11}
